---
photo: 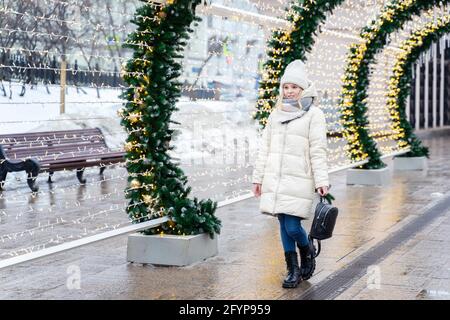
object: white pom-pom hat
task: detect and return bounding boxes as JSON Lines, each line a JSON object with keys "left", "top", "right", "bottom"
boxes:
{"left": 280, "top": 60, "right": 309, "bottom": 90}
{"left": 275, "top": 60, "right": 318, "bottom": 109}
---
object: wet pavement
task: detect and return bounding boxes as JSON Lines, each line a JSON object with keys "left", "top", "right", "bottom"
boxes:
{"left": 335, "top": 202, "right": 450, "bottom": 300}
{"left": 0, "top": 131, "right": 449, "bottom": 299}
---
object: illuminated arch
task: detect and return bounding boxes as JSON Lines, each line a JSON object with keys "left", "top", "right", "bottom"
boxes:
{"left": 385, "top": 17, "right": 450, "bottom": 157}
{"left": 340, "top": 0, "right": 449, "bottom": 169}
{"left": 121, "top": 0, "right": 221, "bottom": 236}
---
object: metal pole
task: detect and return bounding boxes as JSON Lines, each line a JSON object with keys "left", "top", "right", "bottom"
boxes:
{"left": 406, "top": 93, "right": 410, "bottom": 122}
{"left": 441, "top": 39, "right": 445, "bottom": 127}
{"left": 433, "top": 43, "right": 437, "bottom": 128}
{"left": 60, "top": 59, "right": 66, "bottom": 114}
{"left": 415, "top": 63, "right": 421, "bottom": 130}
{"left": 425, "top": 54, "right": 429, "bottom": 129}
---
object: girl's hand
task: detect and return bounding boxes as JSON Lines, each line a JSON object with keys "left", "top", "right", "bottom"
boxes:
{"left": 253, "top": 183, "right": 262, "bottom": 197}
{"left": 317, "top": 186, "right": 329, "bottom": 196}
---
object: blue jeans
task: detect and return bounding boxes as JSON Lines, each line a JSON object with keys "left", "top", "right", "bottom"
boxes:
{"left": 277, "top": 214, "right": 309, "bottom": 252}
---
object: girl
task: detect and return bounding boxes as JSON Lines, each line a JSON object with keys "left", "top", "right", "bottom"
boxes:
{"left": 252, "top": 60, "right": 329, "bottom": 289}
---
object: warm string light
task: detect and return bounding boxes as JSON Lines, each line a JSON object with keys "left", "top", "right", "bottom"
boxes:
{"left": 385, "top": 14, "right": 450, "bottom": 151}
{"left": 120, "top": 0, "right": 355, "bottom": 237}
{"left": 118, "top": 103, "right": 346, "bottom": 129}
{"left": 300, "top": 1, "right": 394, "bottom": 161}
{"left": 0, "top": 166, "right": 128, "bottom": 202}
{"left": 0, "top": 159, "right": 258, "bottom": 206}
{"left": 0, "top": 168, "right": 256, "bottom": 224}
{"left": 338, "top": 0, "right": 449, "bottom": 166}
{"left": 0, "top": 117, "right": 117, "bottom": 125}
{"left": 0, "top": 26, "right": 138, "bottom": 49}
{"left": 0, "top": 98, "right": 255, "bottom": 116}
{"left": 0, "top": 204, "right": 166, "bottom": 254}
{"left": 363, "top": 7, "right": 449, "bottom": 155}
{"left": 1, "top": 223, "right": 122, "bottom": 257}
{"left": 0, "top": 203, "right": 128, "bottom": 243}
{"left": 0, "top": 81, "right": 263, "bottom": 95}
{"left": 0, "top": 30, "right": 376, "bottom": 131}
{"left": 0, "top": 202, "right": 183, "bottom": 258}
{"left": 0, "top": 178, "right": 278, "bottom": 256}
{"left": 0, "top": 0, "right": 404, "bottom": 126}
{"left": 0, "top": 46, "right": 133, "bottom": 65}
{"left": 0, "top": 127, "right": 263, "bottom": 186}
{"left": 221, "top": 0, "right": 287, "bottom": 17}
{"left": 0, "top": 63, "right": 128, "bottom": 76}
{"left": 0, "top": 6, "right": 278, "bottom": 52}
{"left": 311, "top": 8, "right": 441, "bottom": 95}
{"left": 366, "top": 9, "right": 447, "bottom": 94}
{"left": 0, "top": 0, "right": 160, "bottom": 30}
{"left": 0, "top": 37, "right": 263, "bottom": 63}
{"left": 0, "top": 100, "right": 121, "bottom": 106}
{"left": 0, "top": 80, "right": 126, "bottom": 90}
{"left": 0, "top": 0, "right": 276, "bottom": 103}
{"left": 0, "top": 9, "right": 148, "bottom": 34}
{"left": 3, "top": 47, "right": 265, "bottom": 92}
{"left": 255, "top": 0, "right": 390, "bottom": 133}
{"left": 0, "top": 132, "right": 260, "bottom": 166}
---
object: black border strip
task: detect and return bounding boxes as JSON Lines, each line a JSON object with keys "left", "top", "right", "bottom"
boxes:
{"left": 296, "top": 193, "right": 450, "bottom": 300}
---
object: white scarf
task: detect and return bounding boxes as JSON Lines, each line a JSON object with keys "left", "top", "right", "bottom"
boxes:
{"left": 281, "top": 99, "right": 301, "bottom": 112}
{"left": 281, "top": 103, "right": 301, "bottom": 112}
{"left": 281, "top": 97, "right": 313, "bottom": 112}
{"left": 277, "top": 97, "right": 314, "bottom": 123}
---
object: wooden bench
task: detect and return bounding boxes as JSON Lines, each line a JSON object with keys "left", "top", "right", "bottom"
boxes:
{"left": 0, "top": 128, "right": 125, "bottom": 192}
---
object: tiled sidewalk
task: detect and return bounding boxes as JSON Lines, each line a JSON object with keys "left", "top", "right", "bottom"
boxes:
{"left": 0, "top": 131, "right": 449, "bottom": 299}
{"left": 335, "top": 198, "right": 450, "bottom": 300}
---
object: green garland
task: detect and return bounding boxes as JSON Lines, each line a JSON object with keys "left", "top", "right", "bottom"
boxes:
{"left": 340, "top": 0, "right": 449, "bottom": 169}
{"left": 254, "top": 0, "right": 345, "bottom": 128}
{"left": 386, "top": 17, "right": 450, "bottom": 158}
{"left": 120, "top": 0, "right": 221, "bottom": 238}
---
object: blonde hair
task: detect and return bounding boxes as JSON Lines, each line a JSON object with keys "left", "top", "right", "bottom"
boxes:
{"left": 275, "top": 93, "right": 284, "bottom": 110}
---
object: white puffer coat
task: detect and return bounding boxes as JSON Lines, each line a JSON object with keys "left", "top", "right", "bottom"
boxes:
{"left": 252, "top": 83, "right": 329, "bottom": 219}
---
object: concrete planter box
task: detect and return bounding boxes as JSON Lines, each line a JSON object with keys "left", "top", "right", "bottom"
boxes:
{"left": 393, "top": 156, "right": 428, "bottom": 171}
{"left": 127, "top": 233, "right": 218, "bottom": 266}
{"left": 346, "top": 166, "right": 391, "bottom": 186}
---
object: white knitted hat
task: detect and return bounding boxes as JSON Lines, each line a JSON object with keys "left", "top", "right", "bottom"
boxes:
{"left": 279, "top": 60, "right": 309, "bottom": 90}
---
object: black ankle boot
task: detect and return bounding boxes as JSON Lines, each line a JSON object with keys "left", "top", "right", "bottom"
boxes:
{"left": 282, "top": 251, "right": 302, "bottom": 288}
{"left": 298, "top": 241, "right": 316, "bottom": 280}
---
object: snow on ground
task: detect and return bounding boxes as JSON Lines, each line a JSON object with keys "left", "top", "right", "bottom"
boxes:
{"left": 0, "top": 83, "right": 260, "bottom": 164}
{"left": 0, "top": 83, "right": 125, "bottom": 143}
{"left": 171, "top": 99, "right": 259, "bottom": 165}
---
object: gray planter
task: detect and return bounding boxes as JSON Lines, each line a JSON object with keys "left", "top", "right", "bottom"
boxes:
{"left": 346, "top": 166, "right": 391, "bottom": 186}
{"left": 127, "top": 233, "right": 218, "bottom": 266}
{"left": 393, "top": 156, "right": 428, "bottom": 171}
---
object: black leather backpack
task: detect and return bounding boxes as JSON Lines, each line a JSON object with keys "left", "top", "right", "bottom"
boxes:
{"left": 309, "top": 196, "right": 339, "bottom": 257}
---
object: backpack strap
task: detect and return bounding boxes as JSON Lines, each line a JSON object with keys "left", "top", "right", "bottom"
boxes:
{"left": 314, "top": 240, "right": 321, "bottom": 258}
{"left": 308, "top": 235, "right": 322, "bottom": 258}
